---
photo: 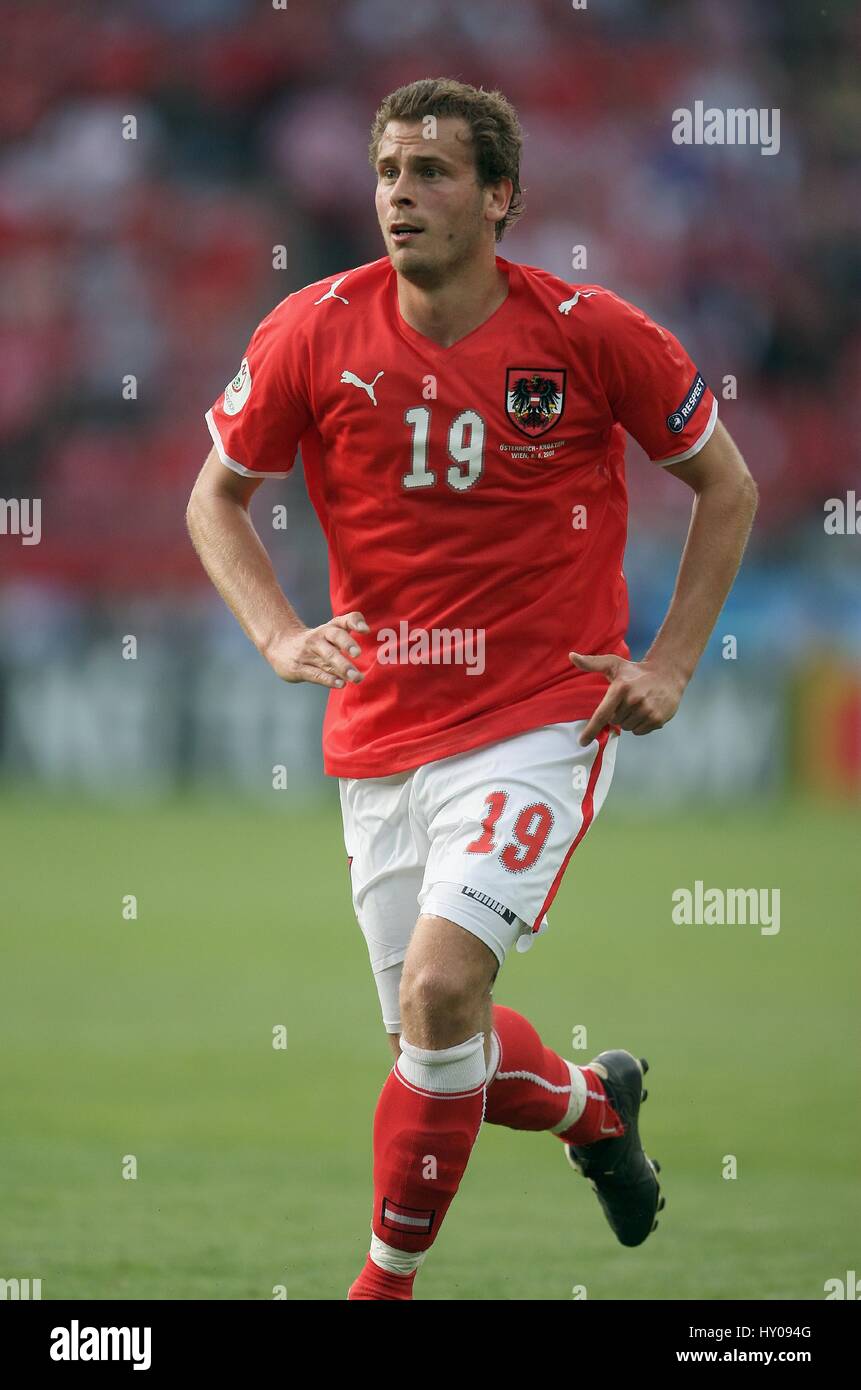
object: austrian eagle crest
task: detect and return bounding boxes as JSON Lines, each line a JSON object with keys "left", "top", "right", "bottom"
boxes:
{"left": 505, "top": 368, "right": 566, "bottom": 438}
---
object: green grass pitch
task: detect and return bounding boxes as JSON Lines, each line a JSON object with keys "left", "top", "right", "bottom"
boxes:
{"left": 1, "top": 791, "right": 858, "bottom": 1300}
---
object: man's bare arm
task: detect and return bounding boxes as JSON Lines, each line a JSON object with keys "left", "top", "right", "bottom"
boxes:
{"left": 186, "top": 447, "right": 367, "bottom": 689}
{"left": 570, "top": 418, "right": 758, "bottom": 744}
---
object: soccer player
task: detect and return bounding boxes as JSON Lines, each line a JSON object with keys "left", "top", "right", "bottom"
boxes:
{"left": 187, "top": 77, "right": 758, "bottom": 1300}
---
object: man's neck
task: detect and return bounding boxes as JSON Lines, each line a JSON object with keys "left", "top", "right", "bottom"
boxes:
{"left": 396, "top": 256, "right": 509, "bottom": 349}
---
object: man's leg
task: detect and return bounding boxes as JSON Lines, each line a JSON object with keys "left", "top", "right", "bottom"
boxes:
{"left": 366, "top": 722, "right": 661, "bottom": 1259}
{"left": 348, "top": 914, "right": 497, "bottom": 1301}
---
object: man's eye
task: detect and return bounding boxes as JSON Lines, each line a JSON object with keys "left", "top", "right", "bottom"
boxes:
{"left": 380, "top": 165, "right": 441, "bottom": 179}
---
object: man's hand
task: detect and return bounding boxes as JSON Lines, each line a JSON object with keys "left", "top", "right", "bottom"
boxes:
{"left": 569, "top": 651, "right": 688, "bottom": 746}
{"left": 265, "top": 611, "right": 370, "bottom": 689}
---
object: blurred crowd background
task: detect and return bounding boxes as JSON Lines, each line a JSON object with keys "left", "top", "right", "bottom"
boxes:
{"left": 1, "top": 0, "right": 859, "bottom": 802}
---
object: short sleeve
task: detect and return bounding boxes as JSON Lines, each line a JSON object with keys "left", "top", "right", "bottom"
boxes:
{"left": 205, "top": 302, "right": 313, "bottom": 479}
{"left": 598, "top": 291, "right": 717, "bottom": 465}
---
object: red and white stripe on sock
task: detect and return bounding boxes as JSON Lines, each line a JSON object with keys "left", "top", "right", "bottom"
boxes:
{"left": 483, "top": 1004, "right": 624, "bottom": 1145}
{"left": 347, "top": 1030, "right": 486, "bottom": 1300}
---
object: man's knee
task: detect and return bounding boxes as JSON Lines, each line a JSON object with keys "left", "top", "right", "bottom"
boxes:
{"left": 400, "top": 963, "right": 477, "bottom": 1028}
{"left": 396, "top": 913, "right": 499, "bottom": 1048}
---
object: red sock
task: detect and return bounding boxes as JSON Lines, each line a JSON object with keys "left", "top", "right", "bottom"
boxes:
{"left": 484, "top": 1004, "right": 624, "bottom": 1144}
{"left": 553, "top": 1065, "right": 625, "bottom": 1146}
{"left": 348, "top": 1255, "right": 416, "bottom": 1301}
{"left": 348, "top": 1031, "right": 486, "bottom": 1301}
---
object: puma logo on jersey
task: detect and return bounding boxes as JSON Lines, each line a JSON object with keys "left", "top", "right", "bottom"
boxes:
{"left": 558, "top": 290, "right": 597, "bottom": 315}
{"left": 340, "top": 369, "right": 384, "bottom": 405}
{"left": 314, "top": 275, "right": 350, "bottom": 306}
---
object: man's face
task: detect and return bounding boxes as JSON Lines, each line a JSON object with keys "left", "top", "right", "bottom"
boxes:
{"left": 374, "top": 117, "right": 507, "bottom": 286}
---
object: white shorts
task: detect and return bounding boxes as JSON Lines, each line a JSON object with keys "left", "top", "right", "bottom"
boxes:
{"left": 339, "top": 720, "right": 619, "bottom": 1032}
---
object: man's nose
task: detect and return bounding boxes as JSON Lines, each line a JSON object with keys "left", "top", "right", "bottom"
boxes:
{"left": 388, "top": 173, "right": 416, "bottom": 203}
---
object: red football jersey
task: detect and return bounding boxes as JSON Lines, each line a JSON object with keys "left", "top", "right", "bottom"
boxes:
{"left": 205, "top": 255, "right": 717, "bottom": 777}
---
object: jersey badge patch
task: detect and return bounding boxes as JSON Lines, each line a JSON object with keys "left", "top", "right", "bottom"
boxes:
{"left": 222, "top": 358, "right": 252, "bottom": 416}
{"left": 505, "top": 368, "right": 566, "bottom": 438}
{"left": 667, "top": 372, "right": 706, "bottom": 433}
